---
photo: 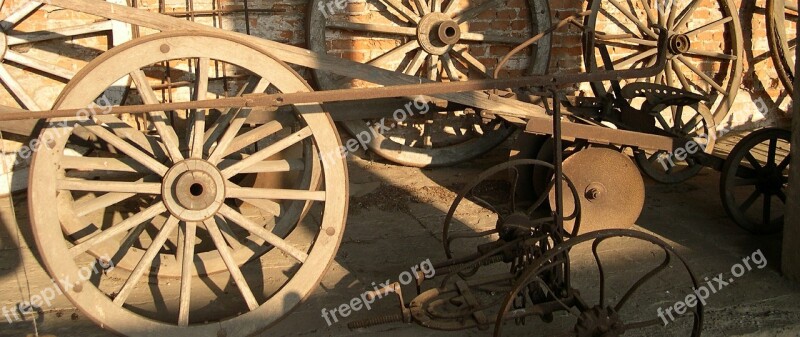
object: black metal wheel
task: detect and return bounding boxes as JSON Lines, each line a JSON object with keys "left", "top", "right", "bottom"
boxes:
{"left": 494, "top": 229, "right": 703, "bottom": 337}
{"left": 720, "top": 128, "right": 790, "bottom": 234}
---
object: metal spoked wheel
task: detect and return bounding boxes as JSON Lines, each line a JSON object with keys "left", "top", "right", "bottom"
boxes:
{"left": 0, "top": 0, "right": 126, "bottom": 113}
{"left": 634, "top": 104, "right": 717, "bottom": 184}
{"left": 767, "top": 0, "right": 797, "bottom": 96}
{"left": 494, "top": 229, "right": 703, "bottom": 337}
{"left": 441, "top": 159, "right": 582, "bottom": 260}
{"left": 307, "top": 0, "right": 551, "bottom": 167}
{"left": 29, "top": 31, "right": 347, "bottom": 335}
{"left": 720, "top": 128, "right": 790, "bottom": 235}
{"left": 582, "top": 0, "right": 743, "bottom": 124}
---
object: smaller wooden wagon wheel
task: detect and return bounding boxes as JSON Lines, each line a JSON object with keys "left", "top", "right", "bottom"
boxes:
{"left": 582, "top": 0, "right": 743, "bottom": 124}
{"left": 767, "top": 0, "right": 797, "bottom": 96}
{"left": 720, "top": 128, "right": 790, "bottom": 234}
{"left": 0, "top": 0, "right": 125, "bottom": 113}
{"left": 307, "top": 0, "right": 551, "bottom": 167}
{"left": 29, "top": 30, "right": 347, "bottom": 335}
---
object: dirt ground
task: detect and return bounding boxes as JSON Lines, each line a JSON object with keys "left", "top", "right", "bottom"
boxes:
{"left": 1, "top": 133, "right": 800, "bottom": 337}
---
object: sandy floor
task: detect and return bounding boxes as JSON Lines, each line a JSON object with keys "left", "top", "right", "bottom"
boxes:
{"left": 1, "top": 133, "right": 799, "bottom": 337}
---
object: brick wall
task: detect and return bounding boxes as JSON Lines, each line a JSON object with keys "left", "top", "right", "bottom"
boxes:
{"left": 0, "top": 0, "right": 792, "bottom": 134}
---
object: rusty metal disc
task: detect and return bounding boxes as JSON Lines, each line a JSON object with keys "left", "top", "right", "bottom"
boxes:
{"left": 549, "top": 148, "right": 644, "bottom": 234}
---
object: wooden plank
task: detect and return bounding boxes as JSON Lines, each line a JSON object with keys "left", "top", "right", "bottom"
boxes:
{"left": 524, "top": 116, "right": 675, "bottom": 151}
{"left": 46, "top": 0, "right": 547, "bottom": 118}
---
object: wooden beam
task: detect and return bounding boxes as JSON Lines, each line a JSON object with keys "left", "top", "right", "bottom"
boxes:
{"left": 45, "top": 0, "right": 547, "bottom": 119}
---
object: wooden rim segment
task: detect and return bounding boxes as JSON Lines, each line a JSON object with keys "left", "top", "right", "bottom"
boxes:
{"left": 29, "top": 30, "right": 348, "bottom": 336}
{"left": 767, "top": 0, "right": 797, "bottom": 96}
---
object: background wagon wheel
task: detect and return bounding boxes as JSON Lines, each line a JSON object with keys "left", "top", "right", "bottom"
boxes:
{"left": 720, "top": 128, "right": 790, "bottom": 235}
{"left": 307, "top": 0, "right": 551, "bottom": 167}
{"left": 0, "top": 0, "right": 127, "bottom": 114}
{"left": 29, "top": 31, "right": 347, "bottom": 335}
{"left": 582, "top": 0, "right": 743, "bottom": 124}
{"left": 767, "top": 0, "right": 797, "bottom": 96}
{"left": 634, "top": 104, "right": 716, "bottom": 183}
{"left": 494, "top": 229, "right": 703, "bottom": 337}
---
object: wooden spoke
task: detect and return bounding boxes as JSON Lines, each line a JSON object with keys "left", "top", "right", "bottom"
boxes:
{"left": 177, "top": 222, "right": 196, "bottom": 326}
{"left": 441, "top": 53, "right": 462, "bottom": 81}
{"left": 227, "top": 186, "right": 326, "bottom": 201}
{"left": 677, "top": 56, "right": 727, "bottom": 95}
{"left": 443, "top": 0, "right": 460, "bottom": 14}
{"left": 94, "top": 117, "right": 170, "bottom": 159}
{"left": 767, "top": 138, "right": 778, "bottom": 164}
{"left": 379, "top": 0, "right": 421, "bottom": 22}
{"left": 612, "top": 48, "right": 658, "bottom": 70}
{"left": 453, "top": 0, "right": 502, "bottom": 23}
{"left": 204, "top": 77, "right": 269, "bottom": 151}
{"left": 7, "top": 20, "right": 113, "bottom": 45}
{"left": 428, "top": 54, "right": 440, "bottom": 81}
{"left": 451, "top": 47, "right": 489, "bottom": 76}
{"left": 671, "top": 60, "right": 692, "bottom": 90}
{"left": 684, "top": 49, "right": 738, "bottom": 61}
{"left": 763, "top": 193, "right": 773, "bottom": 225}
{"left": 215, "top": 217, "right": 244, "bottom": 251}
{"left": 190, "top": 58, "right": 210, "bottom": 159}
{"left": 218, "top": 205, "right": 309, "bottom": 263}
{"left": 744, "top": 152, "right": 762, "bottom": 170}
{"left": 223, "top": 120, "right": 286, "bottom": 157}
{"left": 69, "top": 202, "right": 167, "bottom": 257}
{"left": 77, "top": 121, "right": 170, "bottom": 176}
{"left": 326, "top": 20, "right": 416, "bottom": 37}
{"left": 433, "top": 0, "right": 442, "bottom": 13}
{"left": 364, "top": 40, "right": 421, "bottom": 69}
{"left": 0, "top": 64, "right": 40, "bottom": 110}
{"left": 778, "top": 155, "right": 791, "bottom": 171}
{"left": 219, "top": 158, "right": 306, "bottom": 174}
{"left": 605, "top": 0, "right": 658, "bottom": 39}
{"left": 459, "top": 32, "right": 527, "bottom": 45}
{"left": 58, "top": 179, "right": 161, "bottom": 194}
{"left": 221, "top": 127, "right": 313, "bottom": 179}
{"left": 739, "top": 190, "right": 761, "bottom": 212}
{"left": 4, "top": 50, "right": 76, "bottom": 80}
{"left": 73, "top": 192, "right": 137, "bottom": 218}
{"left": 638, "top": 0, "right": 658, "bottom": 26}
{"left": 61, "top": 156, "right": 147, "bottom": 173}
{"left": 405, "top": 49, "right": 429, "bottom": 76}
{"left": 674, "top": 0, "right": 701, "bottom": 31}
{"left": 113, "top": 215, "right": 180, "bottom": 306}
{"left": 734, "top": 178, "right": 759, "bottom": 186}
{"left": 414, "top": 0, "right": 430, "bottom": 15}
{"left": 685, "top": 17, "right": 733, "bottom": 37}
{"left": 206, "top": 83, "right": 272, "bottom": 164}
{"left": 238, "top": 198, "right": 282, "bottom": 217}
{"left": 0, "top": 1, "right": 43, "bottom": 30}
{"left": 130, "top": 70, "right": 184, "bottom": 163}
{"left": 204, "top": 218, "right": 259, "bottom": 310}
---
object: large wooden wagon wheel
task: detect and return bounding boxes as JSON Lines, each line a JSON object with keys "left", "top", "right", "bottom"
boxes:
{"left": 582, "top": 0, "right": 743, "bottom": 124}
{"left": 307, "top": 0, "right": 551, "bottom": 167}
{"left": 767, "top": 0, "right": 797, "bottom": 96}
{"left": 29, "top": 30, "right": 347, "bottom": 335}
{"left": 0, "top": 0, "right": 124, "bottom": 113}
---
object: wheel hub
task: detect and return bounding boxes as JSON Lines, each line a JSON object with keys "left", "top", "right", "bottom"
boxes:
{"left": 758, "top": 164, "right": 786, "bottom": 195}
{"left": 162, "top": 159, "right": 226, "bottom": 222}
{"left": 417, "top": 13, "right": 461, "bottom": 55}
{"left": 667, "top": 34, "right": 691, "bottom": 55}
